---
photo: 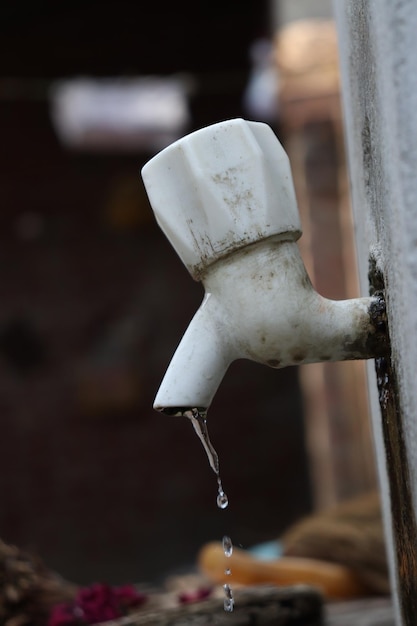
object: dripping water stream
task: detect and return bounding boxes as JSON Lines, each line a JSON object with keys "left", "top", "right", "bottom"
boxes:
{"left": 185, "top": 408, "right": 234, "bottom": 612}
{"left": 186, "top": 408, "right": 229, "bottom": 510}
{"left": 222, "top": 534, "right": 234, "bottom": 612}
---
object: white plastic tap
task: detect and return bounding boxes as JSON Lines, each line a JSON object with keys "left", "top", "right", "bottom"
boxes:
{"left": 142, "top": 119, "right": 386, "bottom": 414}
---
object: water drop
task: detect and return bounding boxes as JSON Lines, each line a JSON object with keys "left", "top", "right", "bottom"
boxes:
{"left": 223, "top": 584, "right": 234, "bottom": 612}
{"left": 222, "top": 535, "right": 233, "bottom": 557}
{"left": 225, "top": 568, "right": 231, "bottom": 576}
{"left": 217, "top": 476, "right": 229, "bottom": 509}
{"left": 217, "top": 489, "right": 229, "bottom": 509}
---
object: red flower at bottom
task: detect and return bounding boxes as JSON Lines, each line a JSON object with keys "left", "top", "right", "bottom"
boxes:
{"left": 114, "top": 584, "right": 148, "bottom": 611}
{"left": 76, "top": 583, "right": 121, "bottom": 623}
{"left": 178, "top": 587, "right": 212, "bottom": 605}
{"left": 47, "top": 603, "right": 82, "bottom": 626}
{"left": 48, "top": 583, "right": 148, "bottom": 626}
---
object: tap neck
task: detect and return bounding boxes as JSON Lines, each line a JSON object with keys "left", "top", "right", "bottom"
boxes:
{"left": 202, "top": 236, "right": 307, "bottom": 289}
{"left": 202, "top": 237, "right": 385, "bottom": 367}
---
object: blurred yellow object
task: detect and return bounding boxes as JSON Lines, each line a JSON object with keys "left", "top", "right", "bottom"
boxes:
{"left": 275, "top": 19, "right": 339, "bottom": 97}
{"left": 198, "top": 542, "right": 369, "bottom": 600}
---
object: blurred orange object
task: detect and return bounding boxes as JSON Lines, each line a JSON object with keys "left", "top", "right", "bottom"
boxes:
{"left": 198, "top": 541, "right": 369, "bottom": 601}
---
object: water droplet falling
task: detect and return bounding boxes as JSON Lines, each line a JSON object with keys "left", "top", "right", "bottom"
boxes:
{"left": 223, "top": 584, "right": 234, "bottom": 612}
{"left": 217, "top": 480, "right": 229, "bottom": 510}
{"left": 222, "top": 535, "right": 234, "bottom": 611}
{"left": 222, "top": 535, "right": 233, "bottom": 557}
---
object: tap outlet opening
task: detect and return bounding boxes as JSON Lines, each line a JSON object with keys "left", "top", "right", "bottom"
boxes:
{"left": 156, "top": 406, "right": 208, "bottom": 417}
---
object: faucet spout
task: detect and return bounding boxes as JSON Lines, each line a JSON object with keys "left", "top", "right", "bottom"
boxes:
{"left": 153, "top": 293, "right": 236, "bottom": 414}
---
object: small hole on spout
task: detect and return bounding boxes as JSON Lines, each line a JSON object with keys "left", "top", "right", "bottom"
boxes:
{"left": 156, "top": 406, "right": 207, "bottom": 416}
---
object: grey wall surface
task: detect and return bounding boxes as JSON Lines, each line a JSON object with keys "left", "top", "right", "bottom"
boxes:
{"left": 334, "top": 2, "right": 417, "bottom": 624}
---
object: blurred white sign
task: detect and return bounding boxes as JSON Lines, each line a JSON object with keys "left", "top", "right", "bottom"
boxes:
{"left": 50, "top": 77, "right": 190, "bottom": 152}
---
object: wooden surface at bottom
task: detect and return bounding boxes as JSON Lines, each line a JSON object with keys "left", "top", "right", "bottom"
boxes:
{"left": 326, "top": 596, "right": 394, "bottom": 625}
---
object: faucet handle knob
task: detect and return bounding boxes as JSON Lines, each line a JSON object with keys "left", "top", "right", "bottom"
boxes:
{"left": 141, "top": 118, "right": 301, "bottom": 280}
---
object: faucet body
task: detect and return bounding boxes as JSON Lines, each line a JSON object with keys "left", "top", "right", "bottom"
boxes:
{"left": 141, "top": 119, "right": 386, "bottom": 414}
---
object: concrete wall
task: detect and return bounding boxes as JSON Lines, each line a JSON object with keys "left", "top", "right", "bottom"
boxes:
{"left": 334, "top": 2, "right": 417, "bottom": 624}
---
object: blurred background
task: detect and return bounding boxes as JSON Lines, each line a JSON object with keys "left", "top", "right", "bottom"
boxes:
{"left": 0, "top": 0, "right": 377, "bottom": 587}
